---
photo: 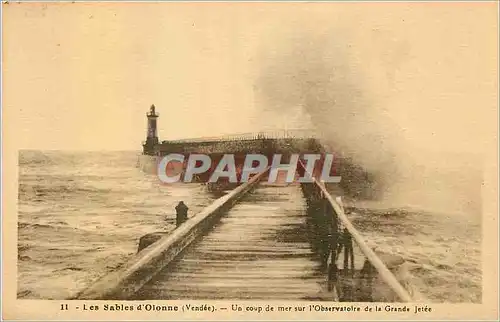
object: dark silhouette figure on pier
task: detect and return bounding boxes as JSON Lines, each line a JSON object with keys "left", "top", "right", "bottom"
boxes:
{"left": 175, "top": 201, "right": 189, "bottom": 227}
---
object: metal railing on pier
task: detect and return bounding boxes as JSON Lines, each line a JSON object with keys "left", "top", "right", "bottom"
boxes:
{"left": 162, "top": 129, "right": 320, "bottom": 144}
{"left": 297, "top": 160, "right": 413, "bottom": 303}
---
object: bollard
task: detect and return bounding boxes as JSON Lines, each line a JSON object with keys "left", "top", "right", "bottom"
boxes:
{"left": 175, "top": 201, "right": 189, "bottom": 227}
{"left": 137, "top": 232, "right": 168, "bottom": 253}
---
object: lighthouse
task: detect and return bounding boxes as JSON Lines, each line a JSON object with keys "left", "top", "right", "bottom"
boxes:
{"left": 143, "top": 104, "right": 159, "bottom": 155}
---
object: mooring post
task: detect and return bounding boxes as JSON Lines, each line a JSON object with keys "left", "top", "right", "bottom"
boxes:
{"left": 175, "top": 201, "right": 189, "bottom": 228}
{"left": 137, "top": 232, "right": 168, "bottom": 253}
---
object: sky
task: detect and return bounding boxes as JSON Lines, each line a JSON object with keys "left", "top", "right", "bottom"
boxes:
{"left": 3, "top": 2, "right": 498, "bottom": 214}
{"left": 4, "top": 2, "right": 497, "bottom": 154}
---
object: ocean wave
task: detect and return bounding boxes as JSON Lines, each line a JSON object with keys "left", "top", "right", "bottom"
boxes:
{"left": 17, "top": 221, "right": 110, "bottom": 236}
{"left": 18, "top": 221, "right": 75, "bottom": 230}
{"left": 17, "top": 151, "right": 481, "bottom": 303}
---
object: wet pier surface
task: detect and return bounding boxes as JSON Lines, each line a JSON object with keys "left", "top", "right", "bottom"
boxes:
{"left": 135, "top": 184, "right": 330, "bottom": 300}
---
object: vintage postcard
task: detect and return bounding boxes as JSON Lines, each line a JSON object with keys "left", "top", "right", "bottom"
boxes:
{"left": 2, "top": 1, "right": 499, "bottom": 321}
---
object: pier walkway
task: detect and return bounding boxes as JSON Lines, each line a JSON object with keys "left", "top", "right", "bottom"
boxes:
{"left": 135, "top": 184, "right": 326, "bottom": 300}
{"left": 74, "top": 165, "right": 415, "bottom": 302}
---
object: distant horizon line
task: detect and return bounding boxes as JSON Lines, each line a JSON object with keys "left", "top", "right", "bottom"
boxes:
{"left": 18, "top": 148, "right": 484, "bottom": 162}
{"left": 18, "top": 148, "right": 143, "bottom": 153}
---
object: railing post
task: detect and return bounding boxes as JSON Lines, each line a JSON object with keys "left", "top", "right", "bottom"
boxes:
{"left": 342, "top": 228, "right": 355, "bottom": 278}
{"left": 315, "top": 180, "right": 414, "bottom": 302}
{"left": 297, "top": 158, "right": 413, "bottom": 303}
{"left": 359, "top": 259, "right": 375, "bottom": 302}
{"left": 339, "top": 228, "right": 355, "bottom": 301}
{"left": 327, "top": 202, "right": 339, "bottom": 294}
{"left": 319, "top": 195, "right": 330, "bottom": 267}
{"left": 349, "top": 234, "right": 355, "bottom": 277}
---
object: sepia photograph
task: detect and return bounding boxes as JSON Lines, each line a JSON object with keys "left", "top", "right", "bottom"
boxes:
{"left": 2, "top": 1, "right": 498, "bottom": 320}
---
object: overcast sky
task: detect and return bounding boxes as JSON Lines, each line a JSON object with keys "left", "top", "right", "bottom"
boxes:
{"left": 3, "top": 2, "right": 497, "bottom": 154}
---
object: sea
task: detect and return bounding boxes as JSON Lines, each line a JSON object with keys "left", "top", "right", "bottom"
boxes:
{"left": 17, "top": 150, "right": 481, "bottom": 303}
